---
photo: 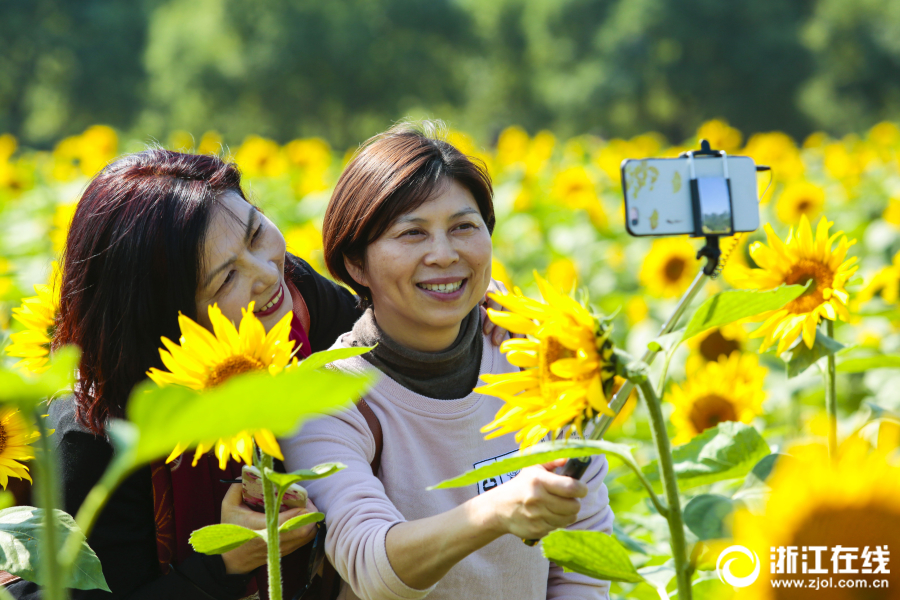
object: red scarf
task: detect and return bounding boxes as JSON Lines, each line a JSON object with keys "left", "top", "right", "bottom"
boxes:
{"left": 151, "top": 290, "right": 313, "bottom": 597}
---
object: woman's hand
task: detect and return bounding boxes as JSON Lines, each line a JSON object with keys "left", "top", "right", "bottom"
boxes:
{"left": 481, "top": 458, "right": 587, "bottom": 540}
{"left": 481, "top": 278, "right": 514, "bottom": 346}
{"left": 219, "top": 483, "right": 319, "bottom": 575}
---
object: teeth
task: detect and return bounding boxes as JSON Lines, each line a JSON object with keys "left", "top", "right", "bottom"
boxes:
{"left": 256, "top": 285, "right": 283, "bottom": 312}
{"left": 418, "top": 280, "right": 463, "bottom": 293}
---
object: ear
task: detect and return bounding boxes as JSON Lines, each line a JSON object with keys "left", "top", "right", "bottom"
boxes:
{"left": 343, "top": 254, "right": 369, "bottom": 288}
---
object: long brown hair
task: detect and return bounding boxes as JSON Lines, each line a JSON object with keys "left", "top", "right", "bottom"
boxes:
{"left": 55, "top": 149, "right": 247, "bottom": 434}
{"left": 323, "top": 121, "right": 494, "bottom": 307}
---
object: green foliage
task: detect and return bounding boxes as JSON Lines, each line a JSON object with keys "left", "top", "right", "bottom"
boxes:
{"left": 295, "top": 347, "right": 374, "bottom": 373}
{"left": 263, "top": 463, "right": 346, "bottom": 490}
{"left": 780, "top": 330, "right": 846, "bottom": 378}
{"left": 0, "top": 507, "right": 109, "bottom": 592}
{"left": 837, "top": 354, "right": 900, "bottom": 373}
{"left": 682, "top": 284, "right": 810, "bottom": 341}
{"left": 622, "top": 422, "right": 771, "bottom": 493}
{"left": 683, "top": 494, "right": 740, "bottom": 540}
{"left": 190, "top": 524, "right": 263, "bottom": 555}
{"left": 541, "top": 530, "right": 644, "bottom": 584}
{"left": 0, "top": 347, "right": 79, "bottom": 411}
{"left": 429, "top": 439, "right": 623, "bottom": 489}
{"left": 126, "top": 363, "right": 377, "bottom": 465}
{"left": 279, "top": 512, "right": 324, "bottom": 534}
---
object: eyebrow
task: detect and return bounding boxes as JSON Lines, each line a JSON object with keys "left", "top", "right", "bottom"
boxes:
{"left": 394, "top": 207, "right": 480, "bottom": 225}
{"left": 203, "top": 206, "right": 258, "bottom": 289}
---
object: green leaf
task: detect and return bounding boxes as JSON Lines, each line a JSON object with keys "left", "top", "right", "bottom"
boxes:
{"left": 683, "top": 494, "right": 739, "bottom": 540}
{"left": 0, "top": 493, "right": 14, "bottom": 511}
{"left": 263, "top": 462, "right": 346, "bottom": 492}
{"left": 127, "top": 361, "right": 378, "bottom": 466}
{"left": 612, "top": 524, "right": 648, "bottom": 556}
{"left": 189, "top": 524, "right": 262, "bottom": 555}
{"left": 279, "top": 512, "right": 324, "bottom": 533}
{"left": 637, "top": 564, "right": 675, "bottom": 596}
{"left": 541, "top": 530, "right": 644, "bottom": 583}
{"left": 865, "top": 401, "right": 900, "bottom": 422}
{"left": 780, "top": 330, "right": 845, "bottom": 378}
{"left": 647, "top": 329, "right": 685, "bottom": 353}
{"left": 0, "top": 346, "right": 80, "bottom": 411}
{"left": 683, "top": 283, "right": 810, "bottom": 341}
{"left": 429, "top": 440, "right": 620, "bottom": 490}
{"left": 672, "top": 577, "right": 735, "bottom": 600}
{"left": 623, "top": 422, "right": 770, "bottom": 493}
{"left": 0, "top": 506, "right": 109, "bottom": 591}
{"left": 295, "top": 346, "right": 375, "bottom": 372}
{"left": 837, "top": 354, "right": 900, "bottom": 373}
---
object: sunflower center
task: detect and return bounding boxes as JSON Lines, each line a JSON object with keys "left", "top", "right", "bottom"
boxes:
{"left": 538, "top": 337, "right": 574, "bottom": 396}
{"left": 783, "top": 260, "right": 835, "bottom": 314}
{"left": 208, "top": 355, "right": 266, "bottom": 388}
{"left": 699, "top": 330, "right": 741, "bottom": 362}
{"left": 772, "top": 504, "right": 900, "bottom": 599}
{"left": 0, "top": 423, "right": 7, "bottom": 455}
{"left": 688, "top": 394, "right": 738, "bottom": 433}
{"left": 664, "top": 257, "right": 686, "bottom": 283}
{"left": 796, "top": 198, "right": 812, "bottom": 214}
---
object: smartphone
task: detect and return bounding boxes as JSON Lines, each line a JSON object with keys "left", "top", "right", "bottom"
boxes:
{"left": 241, "top": 464, "right": 308, "bottom": 513}
{"left": 621, "top": 155, "right": 760, "bottom": 237}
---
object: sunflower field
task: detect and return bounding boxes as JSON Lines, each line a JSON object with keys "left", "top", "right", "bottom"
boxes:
{"left": 1, "top": 119, "right": 900, "bottom": 599}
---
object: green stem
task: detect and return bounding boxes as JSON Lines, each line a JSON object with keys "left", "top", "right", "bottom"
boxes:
{"left": 260, "top": 452, "right": 283, "bottom": 600}
{"left": 34, "top": 410, "right": 65, "bottom": 600}
{"left": 825, "top": 320, "right": 838, "bottom": 461}
{"left": 636, "top": 380, "right": 691, "bottom": 600}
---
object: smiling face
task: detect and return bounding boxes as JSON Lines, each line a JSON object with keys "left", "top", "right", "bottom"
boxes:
{"left": 345, "top": 179, "right": 492, "bottom": 352}
{"left": 195, "top": 190, "right": 292, "bottom": 333}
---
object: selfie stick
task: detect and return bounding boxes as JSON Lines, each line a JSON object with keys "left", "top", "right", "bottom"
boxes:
{"left": 563, "top": 141, "right": 740, "bottom": 476}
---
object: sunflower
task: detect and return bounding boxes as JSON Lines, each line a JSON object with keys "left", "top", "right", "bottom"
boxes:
{"left": 477, "top": 273, "right": 617, "bottom": 449}
{"left": 855, "top": 250, "right": 900, "bottom": 307}
{"left": 4, "top": 263, "right": 61, "bottom": 374}
{"left": 639, "top": 237, "right": 700, "bottom": 298}
{"left": 775, "top": 181, "right": 825, "bottom": 225}
{"left": 0, "top": 406, "right": 41, "bottom": 488}
{"left": 733, "top": 438, "right": 900, "bottom": 599}
{"left": 686, "top": 322, "right": 748, "bottom": 374}
{"left": 668, "top": 352, "right": 767, "bottom": 445}
{"left": 147, "top": 302, "right": 296, "bottom": 469}
{"left": 728, "top": 215, "right": 858, "bottom": 354}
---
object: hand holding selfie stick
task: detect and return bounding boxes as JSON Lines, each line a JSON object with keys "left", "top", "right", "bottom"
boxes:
{"left": 524, "top": 140, "right": 767, "bottom": 546}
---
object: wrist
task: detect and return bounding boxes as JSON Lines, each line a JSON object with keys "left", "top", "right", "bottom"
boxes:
{"left": 466, "top": 492, "right": 506, "bottom": 540}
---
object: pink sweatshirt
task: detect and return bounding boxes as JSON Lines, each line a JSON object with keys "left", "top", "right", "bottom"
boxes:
{"left": 282, "top": 332, "right": 614, "bottom": 600}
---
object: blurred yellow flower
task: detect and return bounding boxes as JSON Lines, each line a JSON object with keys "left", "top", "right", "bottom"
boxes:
{"left": 51, "top": 201, "right": 78, "bottom": 254}
{"left": 198, "top": 131, "right": 224, "bottom": 155}
{"left": 547, "top": 258, "right": 578, "bottom": 293}
{"left": 668, "top": 352, "right": 767, "bottom": 445}
{"left": 496, "top": 126, "right": 530, "bottom": 168}
{"left": 775, "top": 181, "right": 825, "bottom": 225}
{"left": 147, "top": 302, "right": 296, "bottom": 469}
{"left": 235, "top": 135, "right": 287, "bottom": 179}
{"left": 478, "top": 273, "right": 616, "bottom": 449}
{"left": 625, "top": 296, "right": 649, "bottom": 326}
{"left": 868, "top": 121, "right": 900, "bottom": 149}
{"left": 524, "top": 131, "right": 556, "bottom": 177}
{"left": 639, "top": 237, "right": 700, "bottom": 298}
{"left": 0, "top": 257, "right": 12, "bottom": 298}
{"left": 284, "top": 222, "right": 324, "bottom": 272}
{"left": 743, "top": 132, "right": 804, "bottom": 182}
{"left": 5, "top": 263, "right": 61, "bottom": 374}
{"left": 696, "top": 119, "right": 743, "bottom": 153}
{"left": 733, "top": 438, "right": 900, "bottom": 599}
{"left": 169, "top": 130, "right": 194, "bottom": 151}
{"left": 883, "top": 198, "right": 900, "bottom": 228}
{"left": 856, "top": 250, "right": 900, "bottom": 307}
{"left": 606, "top": 376, "right": 638, "bottom": 433}
{"left": 729, "top": 216, "right": 858, "bottom": 354}
{"left": 490, "top": 258, "right": 513, "bottom": 291}
{"left": 0, "top": 407, "right": 41, "bottom": 489}
{"left": 687, "top": 322, "right": 747, "bottom": 365}
{"left": 78, "top": 125, "right": 118, "bottom": 177}
{"left": 0, "top": 134, "right": 17, "bottom": 162}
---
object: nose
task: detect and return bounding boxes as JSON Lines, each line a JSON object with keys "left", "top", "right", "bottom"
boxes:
{"left": 250, "top": 251, "right": 281, "bottom": 295}
{"left": 424, "top": 231, "right": 459, "bottom": 268}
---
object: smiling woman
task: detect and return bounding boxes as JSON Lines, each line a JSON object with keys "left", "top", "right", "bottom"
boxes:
{"left": 284, "top": 121, "right": 614, "bottom": 600}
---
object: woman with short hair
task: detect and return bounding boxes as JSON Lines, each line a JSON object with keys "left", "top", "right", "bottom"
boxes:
{"left": 283, "top": 122, "right": 614, "bottom": 600}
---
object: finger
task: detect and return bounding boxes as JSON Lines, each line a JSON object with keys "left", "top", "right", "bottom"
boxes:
{"left": 305, "top": 498, "right": 319, "bottom": 513}
{"left": 539, "top": 458, "right": 568, "bottom": 472}
{"left": 222, "top": 483, "right": 243, "bottom": 507}
{"left": 481, "top": 305, "right": 495, "bottom": 335}
{"left": 543, "top": 475, "right": 589, "bottom": 499}
{"left": 276, "top": 506, "right": 305, "bottom": 525}
{"left": 539, "top": 495, "right": 582, "bottom": 520}
{"left": 492, "top": 321, "right": 506, "bottom": 346}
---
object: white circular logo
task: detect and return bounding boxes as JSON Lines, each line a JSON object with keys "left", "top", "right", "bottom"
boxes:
{"left": 716, "top": 545, "right": 761, "bottom": 588}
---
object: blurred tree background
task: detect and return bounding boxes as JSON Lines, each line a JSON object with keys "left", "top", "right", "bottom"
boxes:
{"left": 3, "top": 0, "right": 900, "bottom": 148}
